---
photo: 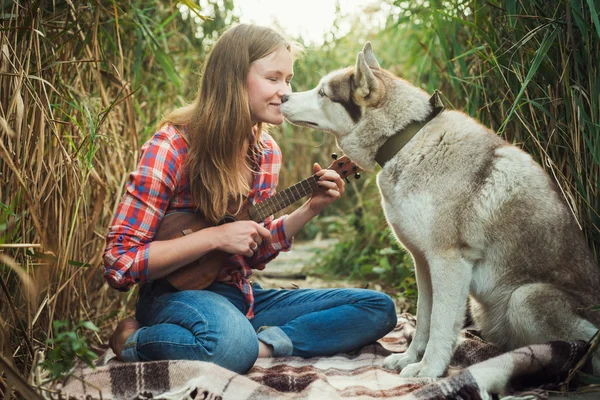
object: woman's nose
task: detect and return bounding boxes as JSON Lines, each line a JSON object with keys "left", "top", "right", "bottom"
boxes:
{"left": 277, "top": 82, "right": 291, "bottom": 97}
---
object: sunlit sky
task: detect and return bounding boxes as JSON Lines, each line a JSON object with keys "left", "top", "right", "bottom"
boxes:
{"left": 185, "top": 1, "right": 393, "bottom": 45}
{"left": 234, "top": 0, "right": 390, "bottom": 45}
{"left": 236, "top": 0, "right": 368, "bottom": 44}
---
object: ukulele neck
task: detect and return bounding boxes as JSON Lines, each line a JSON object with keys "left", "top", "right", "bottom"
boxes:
{"left": 250, "top": 174, "right": 319, "bottom": 221}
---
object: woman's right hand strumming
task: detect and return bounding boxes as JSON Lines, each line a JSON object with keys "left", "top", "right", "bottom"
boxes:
{"left": 146, "top": 220, "right": 272, "bottom": 280}
{"left": 213, "top": 221, "right": 272, "bottom": 257}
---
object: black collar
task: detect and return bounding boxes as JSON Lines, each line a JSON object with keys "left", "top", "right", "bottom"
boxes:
{"left": 374, "top": 90, "right": 444, "bottom": 168}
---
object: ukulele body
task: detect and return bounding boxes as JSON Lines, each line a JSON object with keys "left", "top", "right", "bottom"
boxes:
{"left": 154, "top": 196, "right": 254, "bottom": 291}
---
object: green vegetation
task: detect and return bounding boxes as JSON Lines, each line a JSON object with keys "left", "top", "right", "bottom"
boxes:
{"left": 0, "top": 0, "right": 598, "bottom": 394}
{"left": 40, "top": 320, "right": 100, "bottom": 381}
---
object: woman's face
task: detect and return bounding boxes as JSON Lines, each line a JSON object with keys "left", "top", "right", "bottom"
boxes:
{"left": 247, "top": 46, "right": 294, "bottom": 125}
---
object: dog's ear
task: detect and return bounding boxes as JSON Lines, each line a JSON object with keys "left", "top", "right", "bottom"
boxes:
{"left": 354, "top": 51, "right": 378, "bottom": 99}
{"left": 362, "top": 42, "right": 380, "bottom": 70}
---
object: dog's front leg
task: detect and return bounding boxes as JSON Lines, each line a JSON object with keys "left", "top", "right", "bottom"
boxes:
{"left": 399, "top": 252, "right": 472, "bottom": 378}
{"left": 384, "top": 251, "right": 432, "bottom": 371}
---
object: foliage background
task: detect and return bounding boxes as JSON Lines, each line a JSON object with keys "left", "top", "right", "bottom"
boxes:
{"left": 0, "top": 0, "right": 598, "bottom": 391}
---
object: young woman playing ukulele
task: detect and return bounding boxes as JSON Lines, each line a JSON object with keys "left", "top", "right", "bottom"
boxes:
{"left": 104, "top": 23, "right": 397, "bottom": 373}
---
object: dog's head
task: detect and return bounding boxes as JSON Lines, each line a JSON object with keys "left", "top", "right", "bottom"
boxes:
{"left": 282, "top": 42, "right": 432, "bottom": 170}
{"left": 281, "top": 42, "right": 386, "bottom": 136}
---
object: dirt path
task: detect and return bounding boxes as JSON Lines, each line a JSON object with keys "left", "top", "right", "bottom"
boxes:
{"left": 252, "top": 239, "right": 358, "bottom": 289}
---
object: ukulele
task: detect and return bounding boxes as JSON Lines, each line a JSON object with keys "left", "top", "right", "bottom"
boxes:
{"left": 154, "top": 154, "right": 361, "bottom": 291}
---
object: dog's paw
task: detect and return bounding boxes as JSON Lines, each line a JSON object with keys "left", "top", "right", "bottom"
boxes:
{"left": 383, "top": 353, "right": 419, "bottom": 371}
{"left": 398, "top": 361, "right": 445, "bottom": 378}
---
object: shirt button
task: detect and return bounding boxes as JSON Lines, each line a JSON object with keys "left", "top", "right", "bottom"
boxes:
{"left": 135, "top": 278, "right": 140, "bottom": 283}
{"left": 118, "top": 235, "right": 124, "bottom": 242}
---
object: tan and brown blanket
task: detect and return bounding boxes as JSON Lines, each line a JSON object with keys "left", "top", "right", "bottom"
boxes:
{"left": 52, "top": 314, "right": 591, "bottom": 399}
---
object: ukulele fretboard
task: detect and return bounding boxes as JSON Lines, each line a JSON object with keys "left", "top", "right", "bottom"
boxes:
{"left": 252, "top": 174, "right": 320, "bottom": 221}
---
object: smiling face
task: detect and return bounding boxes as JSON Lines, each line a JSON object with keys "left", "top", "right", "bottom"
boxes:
{"left": 247, "top": 45, "right": 294, "bottom": 125}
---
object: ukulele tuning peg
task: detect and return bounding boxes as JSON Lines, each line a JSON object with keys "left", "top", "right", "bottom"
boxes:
{"left": 331, "top": 153, "right": 338, "bottom": 160}
{"left": 345, "top": 176, "right": 350, "bottom": 183}
{"left": 352, "top": 165, "right": 358, "bottom": 171}
{"left": 354, "top": 172, "right": 361, "bottom": 179}
{"left": 338, "top": 160, "right": 345, "bottom": 167}
{"left": 342, "top": 169, "right": 348, "bottom": 175}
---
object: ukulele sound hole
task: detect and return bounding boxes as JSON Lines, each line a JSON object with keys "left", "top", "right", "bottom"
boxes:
{"left": 217, "top": 214, "right": 237, "bottom": 225}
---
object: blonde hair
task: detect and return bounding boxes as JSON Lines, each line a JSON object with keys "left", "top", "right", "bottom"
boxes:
{"left": 160, "top": 24, "right": 302, "bottom": 223}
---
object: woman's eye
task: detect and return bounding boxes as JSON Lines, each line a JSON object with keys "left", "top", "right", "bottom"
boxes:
{"left": 268, "top": 77, "right": 277, "bottom": 82}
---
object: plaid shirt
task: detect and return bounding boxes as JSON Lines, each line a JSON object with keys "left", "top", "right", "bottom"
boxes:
{"left": 103, "top": 124, "right": 292, "bottom": 318}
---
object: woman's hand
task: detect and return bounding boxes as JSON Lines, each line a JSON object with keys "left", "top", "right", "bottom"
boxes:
{"left": 213, "top": 221, "right": 272, "bottom": 257}
{"left": 307, "top": 163, "right": 345, "bottom": 214}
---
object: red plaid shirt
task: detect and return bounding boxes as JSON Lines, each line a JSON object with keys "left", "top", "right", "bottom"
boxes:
{"left": 103, "top": 124, "right": 293, "bottom": 318}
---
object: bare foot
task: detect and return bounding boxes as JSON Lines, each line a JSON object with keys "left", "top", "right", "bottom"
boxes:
{"left": 109, "top": 317, "right": 140, "bottom": 361}
{"left": 258, "top": 340, "right": 273, "bottom": 358}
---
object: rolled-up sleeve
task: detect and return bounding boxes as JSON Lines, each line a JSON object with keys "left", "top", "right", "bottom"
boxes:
{"left": 103, "top": 131, "right": 182, "bottom": 290}
{"left": 245, "top": 214, "right": 292, "bottom": 270}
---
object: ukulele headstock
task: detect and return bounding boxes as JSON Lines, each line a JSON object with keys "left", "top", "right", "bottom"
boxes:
{"left": 327, "top": 153, "right": 362, "bottom": 183}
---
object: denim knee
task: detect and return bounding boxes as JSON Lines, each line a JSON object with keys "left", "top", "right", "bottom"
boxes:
{"left": 367, "top": 291, "right": 398, "bottom": 335}
{"left": 132, "top": 289, "right": 260, "bottom": 374}
{"left": 193, "top": 323, "right": 259, "bottom": 374}
{"left": 178, "top": 298, "right": 259, "bottom": 374}
{"left": 128, "top": 322, "right": 259, "bottom": 374}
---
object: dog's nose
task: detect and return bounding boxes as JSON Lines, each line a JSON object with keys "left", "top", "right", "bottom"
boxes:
{"left": 281, "top": 94, "right": 289, "bottom": 103}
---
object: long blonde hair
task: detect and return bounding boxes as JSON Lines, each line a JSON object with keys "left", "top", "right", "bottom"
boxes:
{"left": 160, "top": 24, "right": 301, "bottom": 223}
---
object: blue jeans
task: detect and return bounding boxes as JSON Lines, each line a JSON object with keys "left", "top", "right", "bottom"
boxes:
{"left": 121, "top": 280, "right": 397, "bottom": 374}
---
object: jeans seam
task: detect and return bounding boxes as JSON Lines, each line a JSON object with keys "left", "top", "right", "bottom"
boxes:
{"left": 138, "top": 341, "right": 212, "bottom": 348}
{"left": 158, "top": 299, "right": 209, "bottom": 330}
{"left": 121, "top": 328, "right": 142, "bottom": 362}
{"left": 256, "top": 296, "right": 359, "bottom": 314}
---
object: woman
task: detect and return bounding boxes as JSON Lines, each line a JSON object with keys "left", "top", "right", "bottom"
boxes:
{"left": 104, "top": 24, "right": 397, "bottom": 374}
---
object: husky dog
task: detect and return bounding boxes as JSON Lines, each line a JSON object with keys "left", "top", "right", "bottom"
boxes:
{"left": 281, "top": 42, "right": 600, "bottom": 378}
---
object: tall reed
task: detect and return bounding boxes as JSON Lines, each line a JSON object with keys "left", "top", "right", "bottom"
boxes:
{"left": 0, "top": 0, "right": 227, "bottom": 390}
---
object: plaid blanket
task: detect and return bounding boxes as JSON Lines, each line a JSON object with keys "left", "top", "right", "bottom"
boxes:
{"left": 52, "top": 314, "right": 590, "bottom": 399}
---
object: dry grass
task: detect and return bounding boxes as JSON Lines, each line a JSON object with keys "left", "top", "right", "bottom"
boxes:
{"left": 1, "top": 0, "right": 136, "bottom": 385}
{"left": 0, "top": 0, "right": 215, "bottom": 395}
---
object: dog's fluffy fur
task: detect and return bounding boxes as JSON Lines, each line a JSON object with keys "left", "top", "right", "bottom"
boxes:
{"left": 281, "top": 42, "right": 600, "bottom": 378}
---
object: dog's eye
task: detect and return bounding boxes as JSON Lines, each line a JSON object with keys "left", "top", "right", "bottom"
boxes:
{"left": 319, "top": 88, "right": 327, "bottom": 98}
